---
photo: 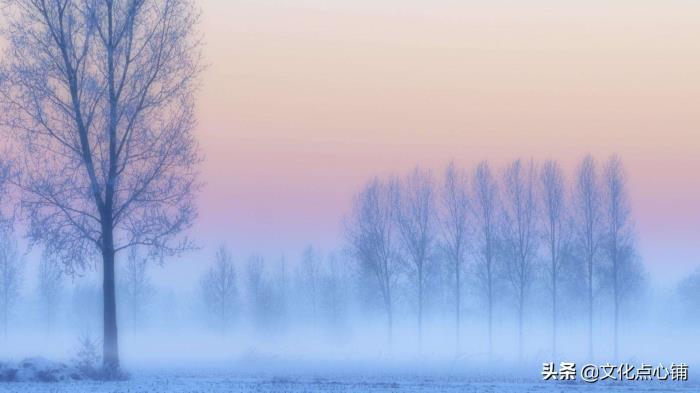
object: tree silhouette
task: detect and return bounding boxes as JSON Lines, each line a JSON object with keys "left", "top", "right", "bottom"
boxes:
{"left": 0, "top": 0, "right": 202, "bottom": 374}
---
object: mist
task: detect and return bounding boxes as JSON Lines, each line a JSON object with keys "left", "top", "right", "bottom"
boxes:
{"left": 0, "top": 0, "right": 698, "bottom": 390}
{"left": 1, "top": 157, "right": 698, "bottom": 379}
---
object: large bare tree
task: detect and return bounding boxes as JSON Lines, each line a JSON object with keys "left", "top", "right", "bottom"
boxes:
{"left": 396, "top": 167, "right": 435, "bottom": 347}
{"left": 573, "top": 155, "right": 603, "bottom": 360}
{"left": 345, "top": 177, "right": 400, "bottom": 346}
{"left": 0, "top": 0, "right": 202, "bottom": 373}
{"left": 471, "top": 161, "right": 499, "bottom": 357}
{"left": 500, "top": 159, "right": 538, "bottom": 361}
{"left": 539, "top": 160, "right": 569, "bottom": 359}
{"left": 438, "top": 161, "right": 469, "bottom": 351}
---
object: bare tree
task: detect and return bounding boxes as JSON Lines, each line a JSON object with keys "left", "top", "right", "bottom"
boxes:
{"left": 0, "top": 161, "right": 20, "bottom": 341}
{"left": 269, "top": 254, "right": 289, "bottom": 332}
{"left": 0, "top": 0, "right": 202, "bottom": 373}
{"left": 245, "top": 254, "right": 267, "bottom": 328}
{"left": 71, "top": 282, "right": 102, "bottom": 334}
{"left": 396, "top": 167, "right": 435, "bottom": 347}
{"left": 296, "top": 245, "right": 322, "bottom": 325}
{"left": 0, "top": 160, "right": 13, "bottom": 224}
{"left": 439, "top": 161, "right": 469, "bottom": 351}
{"left": 471, "top": 161, "right": 499, "bottom": 357}
{"left": 321, "top": 252, "right": 349, "bottom": 332}
{"left": 677, "top": 268, "right": 700, "bottom": 320}
{"left": 0, "top": 227, "right": 22, "bottom": 341}
{"left": 500, "top": 159, "right": 538, "bottom": 361}
{"left": 573, "top": 155, "right": 603, "bottom": 360}
{"left": 539, "top": 160, "right": 569, "bottom": 359}
{"left": 119, "top": 247, "right": 154, "bottom": 332}
{"left": 38, "top": 248, "right": 64, "bottom": 334}
{"left": 345, "top": 177, "right": 400, "bottom": 345}
{"left": 201, "top": 246, "right": 238, "bottom": 335}
{"left": 602, "top": 155, "right": 634, "bottom": 360}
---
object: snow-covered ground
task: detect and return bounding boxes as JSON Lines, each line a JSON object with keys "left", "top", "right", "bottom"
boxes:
{"left": 1, "top": 371, "right": 696, "bottom": 393}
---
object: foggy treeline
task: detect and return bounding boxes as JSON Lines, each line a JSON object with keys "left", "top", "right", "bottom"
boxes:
{"left": 0, "top": 155, "right": 699, "bottom": 364}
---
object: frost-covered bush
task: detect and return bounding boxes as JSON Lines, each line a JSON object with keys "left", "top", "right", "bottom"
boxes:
{"left": 72, "top": 334, "right": 101, "bottom": 379}
{"left": 0, "top": 358, "right": 77, "bottom": 382}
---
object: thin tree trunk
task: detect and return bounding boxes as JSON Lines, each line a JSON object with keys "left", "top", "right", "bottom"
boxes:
{"left": 518, "top": 292, "right": 524, "bottom": 361}
{"left": 3, "top": 282, "right": 8, "bottom": 341}
{"left": 385, "top": 294, "right": 393, "bottom": 351}
{"left": 487, "top": 277, "right": 493, "bottom": 359}
{"left": 455, "top": 256, "right": 460, "bottom": 354}
{"left": 552, "top": 271, "right": 557, "bottom": 360}
{"left": 418, "top": 263, "right": 423, "bottom": 351}
{"left": 2, "top": 294, "right": 7, "bottom": 342}
{"left": 102, "top": 224, "right": 120, "bottom": 373}
{"left": 588, "top": 256, "right": 593, "bottom": 361}
{"left": 47, "top": 307, "right": 52, "bottom": 337}
{"left": 613, "top": 251, "right": 619, "bottom": 360}
{"left": 133, "top": 301, "right": 139, "bottom": 336}
{"left": 614, "top": 294, "right": 619, "bottom": 360}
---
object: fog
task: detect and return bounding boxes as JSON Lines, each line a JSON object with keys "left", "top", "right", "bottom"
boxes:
{"left": 2, "top": 240, "right": 699, "bottom": 374}
{"left": 2, "top": 157, "right": 700, "bottom": 381}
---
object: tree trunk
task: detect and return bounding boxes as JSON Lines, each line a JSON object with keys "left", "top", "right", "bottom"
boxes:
{"left": 2, "top": 294, "right": 7, "bottom": 342}
{"left": 385, "top": 295, "right": 393, "bottom": 351}
{"left": 487, "top": 278, "right": 493, "bottom": 359}
{"left": 613, "top": 252, "right": 619, "bottom": 360}
{"left": 3, "top": 282, "right": 8, "bottom": 341}
{"left": 613, "top": 294, "right": 619, "bottom": 360}
{"left": 417, "top": 262, "right": 423, "bottom": 351}
{"left": 552, "top": 272, "right": 557, "bottom": 360}
{"left": 587, "top": 256, "right": 593, "bottom": 361}
{"left": 102, "top": 225, "right": 120, "bottom": 374}
{"left": 455, "top": 256, "right": 461, "bottom": 354}
{"left": 518, "top": 296, "right": 523, "bottom": 362}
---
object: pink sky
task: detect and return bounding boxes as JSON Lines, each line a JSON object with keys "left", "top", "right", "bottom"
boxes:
{"left": 189, "top": 0, "right": 700, "bottom": 284}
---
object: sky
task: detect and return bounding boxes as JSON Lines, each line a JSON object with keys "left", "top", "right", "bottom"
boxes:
{"left": 185, "top": 0, "right": 700, "bottom": 285}
{"left": 1, "top": 0, "right": 700, "bottom": 370}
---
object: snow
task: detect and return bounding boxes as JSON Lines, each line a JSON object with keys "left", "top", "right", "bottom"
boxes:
{"left": 0, "top": 371, "right": 696, "bottom": 393}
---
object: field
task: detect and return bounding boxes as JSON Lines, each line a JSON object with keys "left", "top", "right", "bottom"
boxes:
{"left": 1, "top": 371, "right": 696, "bottom": 393}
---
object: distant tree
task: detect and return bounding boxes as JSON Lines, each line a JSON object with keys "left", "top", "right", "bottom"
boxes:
{"left": 245, "top": 254, "right": 268, "bottom": 328}
{"left": 296, "top": 245, "right": 322, "bottom": 324}
{"left": 0, "top": 227, "right": 21, "bottom": 341}
{"left": 1, "top": 0, "right": 203, "bottom": 373}
{"left": 678, "top": 268, "right": 700, "bottom": 318}
{"left": 201, "top": 246, "right": 238, "bottom": 334}
{"left": 269, "top": 255, "right": 289, "bottom": 332}
{"left": 37, "top": 249, "right": 64, "bottom": 335}
{"left": 396, "top": 167, "right": 436, "bottom": 347}
{"left": 320, "top": 252, "right": 350, "bottom": 332}
{"left": 500, "top": 159, "right": 538, "bottom": 361}
{"left": 539, "top": 160, "right": 570, "bottom": 359}
{"left": 119, "top": 247, "right": 155, "bottom": 332}
{"left": 602, "top": 155, "right": 636, "bottom": 359}
{"left": 71, "top": 283, "right": 102, "bottom": 334}
{"left": 0, "top": 160, "right": 13, "bottom": 223}
{"left": 345, "top": 177, "right": 401, "bottom": 345}
{"left": 573, "top": 155, "right": 603, "bottom": 359}
{"left": 471, "top": 161, "right": 499, "bottom": 357}
{"left": 438, "top": 162, "right": 470, "bottom": 351}
{"left": 0, "top": 161, "right": 20, "bottom": 341}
